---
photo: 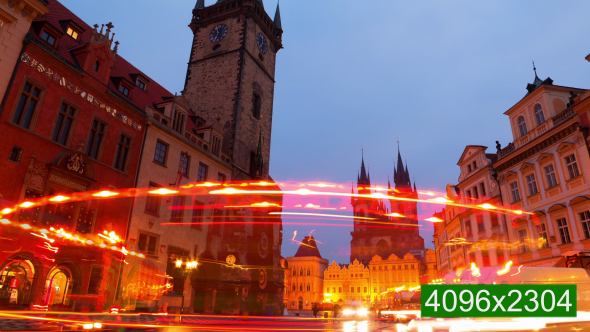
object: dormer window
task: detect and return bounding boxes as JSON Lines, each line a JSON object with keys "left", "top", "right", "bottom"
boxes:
{"left": 118, "top": 84, "right": 130, "bottom": 97}
{"left": 518, "top": 116, "right": 528, "bottom": 137}
{"left": 66, "top": 26, "right": 79, "bottom": 40}
{"left": 136, "top": 79, "right": 146, "bottom": 91}
{"left": 40, "top": 30, "right": 57, "bottom": 46}
{"left": 93, "top": 61, "right": 100, "bottom": 72}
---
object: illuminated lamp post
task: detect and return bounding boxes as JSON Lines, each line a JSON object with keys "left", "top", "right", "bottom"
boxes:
{"left": 175, "top": 259, "right": 198, "bottom": 319}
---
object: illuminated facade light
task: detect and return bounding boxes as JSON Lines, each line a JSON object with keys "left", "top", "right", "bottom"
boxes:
{"left": 497, "top": 260, "right": 513, "bottom": 276}
{"left": 176, "top": 260, "right": 183, "bottom": 268}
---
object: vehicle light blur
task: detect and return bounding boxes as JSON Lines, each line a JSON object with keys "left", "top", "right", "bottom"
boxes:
{"left": 343, "top": 309, "right": 355, "bottom": 315}
{"left": 83, "top": 323, "right": 93, "bottom": 329}
{"left": 357, "top": 308, "right": 368, "bottom": 316}
{"left": 93, "top": 323, "right": 102, "bottom": 328}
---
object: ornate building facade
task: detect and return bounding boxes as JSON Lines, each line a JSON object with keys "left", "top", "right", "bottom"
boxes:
{"left": 323, "top": 260, "right": 370, "bottom": 305}
{"left": 350, "top": 150, "right": 425, "bottom": 264}
{"left": 0, "top": 0, "right": 148, "bottom": 310}
{"left": 285, "top": 236, "right": 328, "bottom": 310}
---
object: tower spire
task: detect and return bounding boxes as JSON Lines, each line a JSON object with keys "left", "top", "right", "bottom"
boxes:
{"left": 274, "top": 0, "right": 282, "bottom": 30}
{"left": 195, "top": 0, "right": 205, "bottom": 9}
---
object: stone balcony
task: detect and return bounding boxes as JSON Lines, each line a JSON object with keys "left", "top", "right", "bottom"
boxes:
{"left": 498, "top": 108, "right": 576, "bottom": 160}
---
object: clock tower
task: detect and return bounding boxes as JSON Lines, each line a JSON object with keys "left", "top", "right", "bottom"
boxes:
{"left": 184, "top": 0, "right": 283, "bottom": 180}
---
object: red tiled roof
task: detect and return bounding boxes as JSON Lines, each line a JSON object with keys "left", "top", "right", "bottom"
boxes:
{"left": 31, "top": 0, "right": 174, "bottom": 112}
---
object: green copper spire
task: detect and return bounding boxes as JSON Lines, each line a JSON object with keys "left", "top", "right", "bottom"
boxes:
{"left": 195, "top": 0, "right": 205, "bottom": 9}
{"left": 274, "top": 1, "right": 282, "bottom": 30}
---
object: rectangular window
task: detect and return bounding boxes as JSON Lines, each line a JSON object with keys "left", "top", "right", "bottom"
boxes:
{"left": 526, "top": 174, "right": 538, "bottom": 195}
{"left": 463, "top": 219, "right": 472, "bottom": 236}
{"left": 477, "top": 215, "right": 485, "bottom": 233}
{"left": 472, "top": 186, "right": 479, "bottom": 199}
{"left": 545, "top": 165, "right": 558, "bottom": 188}
{"left": 87, "top": 266, "right": 103, "bottom": 295}
{"left": 218, "top": 173, "right": 226, "bottom": 183}
{"left": 154, "top": 140, "right": 168, "bottom": 165}
{"left": 86, "top": 119, "right": 106, "bottom": 159}
{"left": 137, "top": 231, "right": 158, "bottom": 256}
{"left": 8, "top": 146, "right": 23, "bottom": 164}
{"left": 114, "top": 134, "right": 132, "bottom": 172}
{"left": 467, "top": 165, "right": 472, "bottom": 173}
{"left": 40, "top": 30, "right": 56, "bottom": 46}
{"left": 466, "top": 190, "right": 471, "bottom": 198}
{"left": 565, "top": 154, "right": 580, "bottom": 179}
{"left": 357, "top": 287, "right": 361, "bottom": 293}
{"left": 12, "top": 81, "right": 42, "bottom": 129}
{"left": 339, "top": 287, "right": 342, "bottom": 293}
{"left": 364, "top": 287, "right": 367, "bottom": 293}
{"left": 580, "top": 211, "right": 590, "bottom": 239}
{"left": 480, "top": 183, "right": 486, "bottom": 197}
{"left": 252, "top": 93, "right": 261, "bottom": 119}
{"left": 510, "top": 182, "right": 521, "bottom": 202}
{"left": 197, "top": 163, "right": 208, "bottom": 182}
{"left": 136, "top": 79, "right": 146, "bottom": 90}
{"left": 517, "top": 229, "right": 529, "bottom": 253}
{"left": 536, "top": 223, "right": 549, "bottom": 248}
{"left": 170, "top": 196, "right": 184, "bottom": 223}
{"left": 145, "top": 183, "right": 161, "bottom": 215}
{"left": 491, "top": 213, "right": 499, "bottom": 228}
{"left": 351, "top": 287, "right": 354, "bottom": 293}
{"left": 556, "top": 218, "right": 572, "bottom": 244}
{"left": 118, "top": 84, "right": 130, "bottom": 97}
{"left": 191, "top": 201, "right": 203, "bottom": 230}
{"left": 52, "top": 102, "right": 77, "bottom": 146}
{"left": 179, "top": 153, "right": 190, "bottom": 176}
{"left": 66, "top": 27, "right": 79, "bottom": 40}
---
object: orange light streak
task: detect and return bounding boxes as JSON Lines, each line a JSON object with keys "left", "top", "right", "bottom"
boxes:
{"left": 31, "top": 232, "right": 55, "bottom": 243}
{"left": 497, "top": 260, "right": 513, "bottom": 276}
{"left": 37, "top": 242, "right": 59, "bottom": 253}
{"left": 19, "top": 201, "right": 35, "bottom": 208}
{"left": 1, "top": 208, "right": 13, "bottom": 214}
{"left": 470, "top": 262, "right": 481, "bottom": 277}
{"left": 148, "top": 188, "right": 179, "bottom": 195}
{"left": 49, "top": 195, "right": 70, "bottom": 202}
{"left": 20, "top": 223, "right": 32, "bottom": 229}
{"left": 0, "top": 219, "right": 10, "bottom": 225}
{"left": 93, "top": 191, "right": 119, "bottom": 198}
{"left": 270, "top": 212, "right": 374, "bottom": 220}
{"left": 425, "top": 217, "right": 443, "bottom": 223}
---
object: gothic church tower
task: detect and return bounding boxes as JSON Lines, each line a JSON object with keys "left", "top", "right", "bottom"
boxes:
{"left": 184, "top": 0, "right": 283, "bottom": 180}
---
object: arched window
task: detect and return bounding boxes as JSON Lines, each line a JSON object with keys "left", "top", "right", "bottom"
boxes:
{"left": 307, "top": 284, "right": 311, "bottom": 291}
{"left": 299, "top": 284, "right": 303, "bottom": 291}
{"left": 292, "top": 284, "right": 296, "bottom": 291}
{"left": 300, "top": 268, "right": 303, "bottom": 276}
{"left": 94, "top": 61, "right": 99, "bottom": 72}
{"left": 534, "top": 104, "right": 545, "bottom": 125}
{"left": 518, "top": 116, "right": 528, "bottom": 137}
{"left": 307, "top": 268, "right": 311, "bottom": 276}
{"left": 327, "top": 287, "right": 329, "bottom": 293}
{"left": 332, "top": 287, "right": 336, "bottom": 293}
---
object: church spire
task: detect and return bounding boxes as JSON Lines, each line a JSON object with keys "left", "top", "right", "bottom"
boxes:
{"left": 274, "top": 0, "right": 282, "bottom": 30}
{"left": 195, "top": 0, "right": 205, "bottom": 9}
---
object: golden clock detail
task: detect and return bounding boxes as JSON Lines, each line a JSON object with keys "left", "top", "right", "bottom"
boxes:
{"left": 226, "top": 254, "right": 236, "bottom": 266}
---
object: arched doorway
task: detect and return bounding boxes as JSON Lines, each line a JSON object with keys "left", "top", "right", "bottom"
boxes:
{"left": 0, "top": 259, "right": 36, "bottom": 306}
{"left": 298, "top": 296, "right": 303, "bottom": 310}
{"left": 45, "top": 267, "right": 73, "bottom": 307}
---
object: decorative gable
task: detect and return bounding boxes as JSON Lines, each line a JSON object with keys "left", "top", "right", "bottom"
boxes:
{"left": 72, "top": 22, "right": 118, "bottom": 85}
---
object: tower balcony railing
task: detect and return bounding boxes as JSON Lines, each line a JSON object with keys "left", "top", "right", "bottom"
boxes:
{"left": 497, "top": 107, "right": 577, "bottom": 160}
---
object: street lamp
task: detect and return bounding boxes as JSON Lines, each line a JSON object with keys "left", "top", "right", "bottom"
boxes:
{"left": 175, "top": 258, "right": 198, "bottom": 319}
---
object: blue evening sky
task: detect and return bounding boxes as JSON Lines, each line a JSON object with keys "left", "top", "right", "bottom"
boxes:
{"left": 60, "top": 0, "right": 590, "bottom": 264}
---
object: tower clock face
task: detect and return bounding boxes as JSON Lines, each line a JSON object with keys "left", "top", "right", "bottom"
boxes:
{"left": 209, "top": 24, "right": 229, "bottom": 43}
{"left": 256, "top": 33, "right": 268, "bottom": 54}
